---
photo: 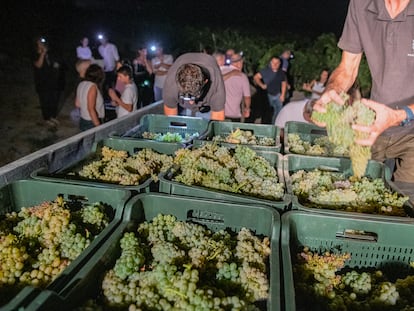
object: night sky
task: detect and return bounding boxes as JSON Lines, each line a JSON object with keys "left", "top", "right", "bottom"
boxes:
{"left": 1, "top": 0, "right": 350, "bottom": 58}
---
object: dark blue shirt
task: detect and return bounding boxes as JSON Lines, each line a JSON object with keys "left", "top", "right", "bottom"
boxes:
{"left": 259, "top": 67, "right": 286, "bottom": 95}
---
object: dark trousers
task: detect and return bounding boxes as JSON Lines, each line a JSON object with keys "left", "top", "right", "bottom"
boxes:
{"left": 138, "top": 85, "right": 154, "bottom": 107}
{"left": 37, "top": 90, "right": 60, "bottom": 120}
{"left": 79, "top": 118, "right": 103, "bottom": 132}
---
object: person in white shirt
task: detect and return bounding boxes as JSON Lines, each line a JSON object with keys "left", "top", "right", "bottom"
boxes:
{"left": 98, "top": 35, "right": 120, "bottom": 94}
{"left": 151, "top": 46, "right": 173, "bottom": 101}
{"left": 75, "top": 64, "right": 105, "bottom": 131}
{"left": 274, "top": 91, "right": 314, "bottom": 140}
{"left": 76, "top": 37, "right": 92, "bottom": 60}
{"left": 108, "top": 65, "right": 138, "bottom": 118}
{"left": 302, "top": 68, "right": 329, "bottom": 100}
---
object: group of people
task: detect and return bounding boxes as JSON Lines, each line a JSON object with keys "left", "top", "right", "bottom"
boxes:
{"left": 72, "top": 36, "right": 175, "bottom": 131}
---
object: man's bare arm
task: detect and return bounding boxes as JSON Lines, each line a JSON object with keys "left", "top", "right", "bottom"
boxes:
{"left": 324, "top": 51, "right": 362, "bottom": 95}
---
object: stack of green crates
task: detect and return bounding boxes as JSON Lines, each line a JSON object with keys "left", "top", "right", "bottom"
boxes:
{"left": 0, "top": 179, "right": 130, "bottom": 310}
{"left": 283, "top": 153, "right": 414, "bottom": 222}
{"left": 281, "top": 211, "right": 414, "bottom": 311}
{"left": 23, "top": 193, "right": 281, "bottom": 311}
{"left": 195, "top": 121, "right": 281, "bottom": 152}
{"left": 112, "top": 114, "right": 210, "bottom": 147}
{"left": 31, "top": 137, "right": 182, "bottom": 192}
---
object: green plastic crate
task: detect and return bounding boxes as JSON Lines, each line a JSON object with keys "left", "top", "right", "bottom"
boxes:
{"left": 159, "top": 150, "right": 289, "bottom": 211}
{"left": 25, "top": 193, "right": 281, "bottom": 311}
{"left": 284, "top": 154, "right": 414, "bottom": 222}
{"left": 112, "top": 114, "right": 210, "bottom": 145}
{"left": 0, "top": 179, "right": 130, "bottom": 310}
{"left": 195, "top": 121, "right": 281, "bottom": 152}
{"left": 31, "top": 137, "right": 181, "bottom": 191}
{"left": 284, "top": 121, "right": 346, "bottom": 156}
{"left": 0, "top": 287, "right": 40, "bottom": 311}
{"left": 281, "top": 211, "right": 414, "bottom": 311}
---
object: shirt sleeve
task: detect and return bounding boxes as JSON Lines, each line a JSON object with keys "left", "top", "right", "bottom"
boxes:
{"left": 162, "top": 62, "right": 180, "bottom": 108}
{"left": 121, "top": 86, "right": 134, "bottom": 105}
{"left": 242, "top": 75, "right": 251, "bottom": 97}
{"left": 207, "top": 61, "right": 225, "bottom": 112}
{"left": 113, "top": 45, "right": 120, "bottom": 62}
{"left": 337, "top": 0, "right": 364, "bottom": 54}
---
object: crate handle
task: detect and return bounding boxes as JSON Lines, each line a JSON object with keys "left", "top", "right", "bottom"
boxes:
{"left": 310, "top": 129, "right": 328, "bottom": 135}
{"left": 336, "top": 229, "right": 378, "bottom": 242}
{"left": 237, "top": 128, "right": 255, "bottom": 135}
{"left": 317, "top": 165, "right": 340, "bottom": 172}
{"left": 170, "top": 121, "right": 188, "bottom": 127}
{"left": 187, "top": 210, "right": 225, "bottom": 225}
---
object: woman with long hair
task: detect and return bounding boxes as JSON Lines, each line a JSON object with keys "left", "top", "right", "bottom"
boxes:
{"left": 75, "top": 64, "right": 105, "bottom": 131}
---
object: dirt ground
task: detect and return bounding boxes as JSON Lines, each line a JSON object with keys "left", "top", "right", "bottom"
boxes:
{"left": 0, "top": 58, "right": 80, "bottom": 168}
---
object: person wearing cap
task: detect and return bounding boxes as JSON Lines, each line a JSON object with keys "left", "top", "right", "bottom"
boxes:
{"left": 221, "top": 52, "right": 251, "bottom": 122}
{"left": 162, "top": 52, "right": 225, "bottom": 120}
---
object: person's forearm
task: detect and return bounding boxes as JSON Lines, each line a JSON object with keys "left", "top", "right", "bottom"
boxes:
{"left": 211, "top": 110, "right": 225, "bottom": 121}
{"left": 324, "top": 52, "right": 362, "bottom": 95}
{"left": 164, "top": 105, "right": 178, "bottom": 116}
{"left": 115, "top": 98, "right": 133, "bottom": 112}
{"left": 88, "top": 108, "right": 100, "bottom": 126}
{"left": 254, "top": 76, "right": 266, "bottom": 89}
{"left": 396, "top": 104, "right": 414, "bottom": 125}
{"left": 244, "top": 97, "right": 251, "bottom": 110}
{"left": 155, "top": 70, "right": 168, "bottom": 76}
{"left": 160, "top": 63, "right": 172, "bottom": 70}
{"left": 281, "top": 82, "right": 287, "bottom": 97}
{"left": 324, "top": 67, "right": 355, "bottom": 94}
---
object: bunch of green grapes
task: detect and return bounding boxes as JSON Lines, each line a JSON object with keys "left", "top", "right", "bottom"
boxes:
{"left": 291, "top": 169, "right": 409, "bottom": 215}
{"left": 213, "top": 128, "right": 276, "bottom": 146}
{"left": 59, "top": 224, "right": 90, "bottom": 261}
{"left": 80, "top": 202, "right": 109, "bottom": 233}
{"left": 288, "top": 133, "right": 350, "bottom": 157}
{"left": 341, "top": 270, "right": 372, "bottom": 295}
{"left": 173, "top": 143, "right": 284, "bottom": 200}
{"left": 312, "top": 94, "right": 375, "bottom": 178}
{"left": 294, "top": 247, "right": 414, "bottom": 310}
{"left": 0, "top": 197, "right": 111, "bottom": 298}
{"left": 142, "top": 131, "right": 199, "bottom": 143}
{"left": 295, "top": 247, "right": 351, "bottom": 299}
{"left": 100, "top": 213, "right": 270, "bottom": 310}
{"left": 0, "top": 234, "right": 29, "bottom": 287}
{"left": 78, "top": 147, "right": 173, "bottom": 185}
{"left": 113, "top": 232, "right": 145, "bottom": 280}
